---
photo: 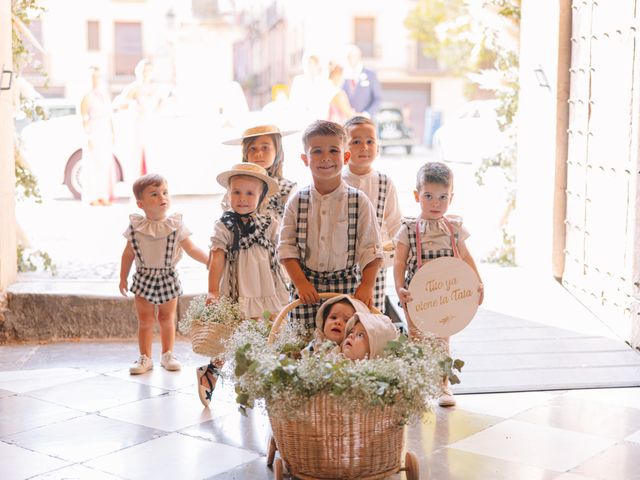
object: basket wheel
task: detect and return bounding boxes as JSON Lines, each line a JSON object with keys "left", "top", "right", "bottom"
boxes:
{"left": 405, "top": 451, "right": 420, "bottom": 480}
{"left": 274, "top": 458, "right": 284, "bottom": 480}
{"left": 266, "top": 435, "right": 277, "bottom": 467}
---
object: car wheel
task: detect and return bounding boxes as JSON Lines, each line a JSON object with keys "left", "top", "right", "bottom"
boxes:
{"left": 64, "top": 150, "right": 123, "bottom": 200}
{"left": 64, "top": 149, "right": 83, "bottom": 200}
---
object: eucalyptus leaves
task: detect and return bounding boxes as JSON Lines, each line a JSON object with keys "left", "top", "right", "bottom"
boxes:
{"left": 227, "top": 320, "right": 463, "bottom": 424}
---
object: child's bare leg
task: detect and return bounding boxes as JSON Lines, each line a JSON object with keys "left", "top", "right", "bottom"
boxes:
{"left": 439, "top": 336, "right": 456, "bottom": 407}
{"left": 157, "top": 298, "right": 178, "bottom": 354}
{"left": 135, "top": 296, "right": 157, "bottom": 357}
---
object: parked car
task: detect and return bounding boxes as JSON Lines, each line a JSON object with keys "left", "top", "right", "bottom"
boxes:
{"left": 374, "top": 104, "right": 416, "bottom": 155}
{"left": 18, "top": 98, "right": 298, "bottom": 199}
{"left": 432, "top": 100, "right": 508, "bottom": 166}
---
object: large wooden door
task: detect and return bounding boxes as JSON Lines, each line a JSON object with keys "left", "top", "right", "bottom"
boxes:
{"left": 563, "top": 0, "right": 640, "bottom": 342}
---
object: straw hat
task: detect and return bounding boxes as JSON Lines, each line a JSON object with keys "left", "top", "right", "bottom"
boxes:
{"left": 222, "top": 125, "right": 297, "bottom": 145}
{"left": 216, "top": 163, "right": 280, "bottom": 197}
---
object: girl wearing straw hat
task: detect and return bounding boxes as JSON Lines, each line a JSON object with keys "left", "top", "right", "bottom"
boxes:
{"left": 197, "top": 163, "right": 289, "bottom": 406}
{"left": 222, "top": 125, "right": 297, "bottom": 220}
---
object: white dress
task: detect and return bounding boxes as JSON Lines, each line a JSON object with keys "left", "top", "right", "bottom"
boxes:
{"left": 210, "top": 217, "right": 289, "bottom": 319}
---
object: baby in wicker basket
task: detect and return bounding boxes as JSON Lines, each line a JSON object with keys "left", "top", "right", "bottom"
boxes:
{"left": 197, "top": 163, "right": 289, "bottom": 407}
{"left": 341, "top": 312, "right": 399, "bottom": 361}
{"left": 305, "top": 294, "right": 369, "bottom": 352}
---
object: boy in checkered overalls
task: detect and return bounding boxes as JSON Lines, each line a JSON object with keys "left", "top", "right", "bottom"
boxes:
{"left": 119, "top": 174, "right": 209, "bottom": 375}
{"left": 342, "top": 116, "right": 403, "bottom": 313}
{"left": 278, "top": 120, "right": 383, "bottom": 335}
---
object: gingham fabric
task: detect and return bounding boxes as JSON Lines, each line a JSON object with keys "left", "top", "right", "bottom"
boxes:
{"left": 268, "top": 177, "right": 296, "bottom": 219}
{"left": 129, "top": 226, "right": 182, "bottom": 305}
{"left": 372, "top": 172, "right": 388, "bottom": 312}
{"left": 290, "top": 186, "right": 361, "bottom": 332}
{"left": 219, "top": 212, "right": 286, "bottom": 301}
{"left": 402, "top": 217, "right": 458, "bottom": 289}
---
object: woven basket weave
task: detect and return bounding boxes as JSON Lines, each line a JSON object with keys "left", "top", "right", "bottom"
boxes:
{"left": 267, "top": 293, "right": 403, "bottom": 479}
{"left": 190, "top": 322, "right": 235, "bottom": 358}
{"left": 267, "top": 394, "right": 403, "bottom": 479}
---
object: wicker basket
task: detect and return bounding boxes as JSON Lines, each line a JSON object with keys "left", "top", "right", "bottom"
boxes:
{"left": 266, "top": 293, "right": 415, "bottom": 480}
{"left": 267, "top": 394, "right": 403, "bottom": 479}
{"left": 190, "top": 322, "right": 235, "bottom": 358}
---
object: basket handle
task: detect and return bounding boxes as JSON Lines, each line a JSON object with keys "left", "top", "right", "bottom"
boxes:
{"left": 268, "top": 292, "right": 381, "bottom": 345}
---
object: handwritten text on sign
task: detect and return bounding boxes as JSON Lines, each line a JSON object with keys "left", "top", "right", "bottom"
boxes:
{"left": 407, "top": 257, "right": 480, "bottom": 337}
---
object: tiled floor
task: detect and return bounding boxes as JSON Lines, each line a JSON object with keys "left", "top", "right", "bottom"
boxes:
{"left": 1, "top": 341, "right": 640, "bottom": 479}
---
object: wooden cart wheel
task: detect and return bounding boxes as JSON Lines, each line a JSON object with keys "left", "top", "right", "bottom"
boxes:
{"left": 405, "top": 451, "right": 420, "bottom": 480}
{"left": 274, "top": 458, "right": 284, "bottom": 480}
{"left": 266, "top": 435, "right": 277, "bottom": 466}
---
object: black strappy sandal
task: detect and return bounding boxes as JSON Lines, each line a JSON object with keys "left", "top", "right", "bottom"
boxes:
{"left": 196, "top": 362, "right": 220, "bottom": 407}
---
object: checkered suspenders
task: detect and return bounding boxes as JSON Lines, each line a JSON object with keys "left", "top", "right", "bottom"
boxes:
{"left": 296, "top": 186, "right": 359, "bottom": 271}
{"left": 375, "top": 172, "right": 388, "bottom": 229}
{"left": 129, "top": 225, "right": 177, "bottom": 269}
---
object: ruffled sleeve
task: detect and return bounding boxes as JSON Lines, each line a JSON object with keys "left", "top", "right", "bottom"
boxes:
{"left": 445, "top": 215, "right": 470, "bottom": 243}
{"left": 210, "top": 220, "right": 232, "bottom": 252}
{"left": 394, "top": 220, "right": 411, "bottom": 247}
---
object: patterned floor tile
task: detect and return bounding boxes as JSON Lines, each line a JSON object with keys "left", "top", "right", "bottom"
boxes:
{"left": 570, "top": 441, "right": 640, "bottom": 480}
{"left": 4, "top": 413, "right": 166, "bottom": 463}
{"left": 0, "top": 368, "right": 97, "bottom": 394}
{"left": 84, "top": 432, "right": 259, "bottom": 480}
{"left": 0, "top": 441, "right": 69, "bottom": 480}
{"left": 0, "top": 395, "right": 83, "bottom": 437}
{"left": 449, "top": 419, "right": 615, "bottom": 472}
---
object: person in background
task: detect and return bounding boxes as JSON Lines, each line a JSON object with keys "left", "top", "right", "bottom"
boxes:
{"left": 80, "top": 66, "right": 116, "bottom": 206}
{"left": 342, "top": 45, "right": 383, "bottom": 118}
{"left": 113, "top": 59, "right": 163, "bottom": 176}
{"left": 328, "top": 63, "right": 356, "bottom": 124}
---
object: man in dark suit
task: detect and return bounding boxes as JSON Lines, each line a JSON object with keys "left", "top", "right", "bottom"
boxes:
{"left": 342, "top": 45, "right": 383, "bottom": 118}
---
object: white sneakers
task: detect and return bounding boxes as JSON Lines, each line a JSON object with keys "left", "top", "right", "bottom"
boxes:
{"left": 129, "top": 354, "right": 153, "bottom": 375}
{"left": 438, "top": 389, "right": 457, "bottom": 407}
{"left": 160, "top": 351, "right": 182, "bottom": 371}
{"left": 129, "top": 351, "right": 182, "bottom": 375}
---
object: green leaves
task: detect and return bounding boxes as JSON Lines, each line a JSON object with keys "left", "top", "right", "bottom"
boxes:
{"left": 234, "top": 344, "right": 253, "bottom": 377}
{"left": 439, "top": 357, "right": 465, "bottom": 385}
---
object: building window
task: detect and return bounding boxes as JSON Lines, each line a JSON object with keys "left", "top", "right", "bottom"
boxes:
{"left": 87, "top": 21, "right": 100, "bottom": 51}
{"left": 114, "top": 22, "right": 143, "bottom": 76}
{"left": 354, "top": 17, "right": 375, "bottom": 58}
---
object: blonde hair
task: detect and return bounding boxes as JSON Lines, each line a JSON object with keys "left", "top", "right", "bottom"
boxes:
{"left": 132, "top": 174, "right": 166, "bottom": 200}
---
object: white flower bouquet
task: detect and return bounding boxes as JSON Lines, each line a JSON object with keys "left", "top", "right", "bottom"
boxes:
{"left": 179, "top": 295, "right": 246, "bottom": 358}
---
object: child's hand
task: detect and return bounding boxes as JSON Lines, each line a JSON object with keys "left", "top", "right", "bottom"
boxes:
{"left": 397, "top": 287, "right": 413, "bottom": 305}
{"left": 297, "top": 281, "right": 320, "bottom": 305}
{"left": 478, "top": 283, "right": 484, "bottom": 305}
{"left": 119, "top": 279, "right": 128, "bottom": 297}
{"left": 353, "top": 284, "right": 374, "bottom": 309}
{"left": 205, "top": 292, "right": 220, "bottom": 306}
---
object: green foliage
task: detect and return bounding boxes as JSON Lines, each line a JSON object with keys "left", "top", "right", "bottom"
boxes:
{"left": 17, "top": 246, "right": 56, "bottom": 275}
{"left": 177, "top": 295, "right": 245, "bottom": 333}
{"left": 228, "top": 324, "right": 456, "bottom": 423}
{"left": 14, "top": 158, "right": 42, "bottom": 202}
{"left": 407, "top": 0, "right": 520, "bottom": 265}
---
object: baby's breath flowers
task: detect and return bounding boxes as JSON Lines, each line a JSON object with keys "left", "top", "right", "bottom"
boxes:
{"left": 178, "top": 295, "right": 245, "bottom": 333}
{"left": 227, "top": 322, "right": 461, "bottom": 424}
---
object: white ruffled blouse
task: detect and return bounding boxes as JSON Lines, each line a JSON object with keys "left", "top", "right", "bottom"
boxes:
{"left": 395, "top": 215, "right": 469, "bottom": 253}
{"left": 123, "top": 213, "right": 191, "bottom": 268}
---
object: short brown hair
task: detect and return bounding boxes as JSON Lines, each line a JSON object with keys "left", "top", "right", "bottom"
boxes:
{"left": 302, "top": 120, "right": 346, "bottom": 150}
{"left": 344, "top": 115, "right": 376, "bottom": 133}
{"left": 132, "top": 174, "right": 167, "bottom": 200}
{"left": 416, "top": 162, "right": 453, "bottom": 190}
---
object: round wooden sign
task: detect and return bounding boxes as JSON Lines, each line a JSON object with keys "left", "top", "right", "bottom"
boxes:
{"left": 407, "top": 256, "right": 480, "bottom": 337}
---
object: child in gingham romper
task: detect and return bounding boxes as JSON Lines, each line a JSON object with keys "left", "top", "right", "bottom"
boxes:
{"left": 342, "top": 116, "right": 402, "bottom": 312}
{"left": 120, "top": 174, "right": 208, "bottom": 375}
{"left": 394, "top": 162, "right": 483, "bottom": 407}
{"left": 278, "top": 120, "right": 383, "bottom": 334}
